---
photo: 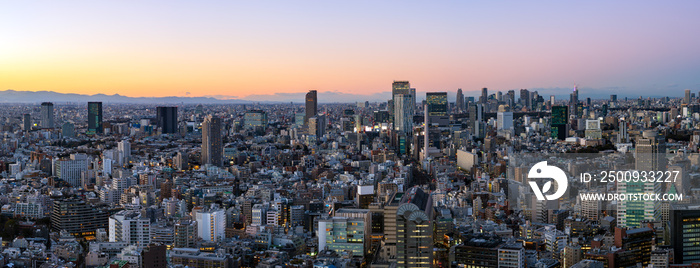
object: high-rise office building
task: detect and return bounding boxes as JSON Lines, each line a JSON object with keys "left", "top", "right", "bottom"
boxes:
{"left": 569, "top": 86, "right": 579, "bottom": 118}
{"left": 617, "top": 179, "right": 658, "bottom": 228}
{"left": 308, "top": 115, "right": 326, "bottom": 137}
{"left": 305, "top": 90, "right": 317, "bottom": 125}
{"left": 481, "top": 87, "right": 488, "bottom": 104}
{"left": 551, "top": 106, "right": 569, "bottom": 140}
{"left": 318, "top": 214, "right": 369, "bottom": 256}
{"left": 40, "top": 102, "right": 54, "bottom": 129}
{"left": 118, "top": 140, "right": 131, "bottom": 165}
{"left": 394, "top": 93, "right": 414, "bottom": 135}
{"left": 156, "top": 106, "right": 178, "bottom": 134}
{"left": 244, "top": 110, "right": 268, "bottom": 129}
{"left": 391, "top": 81, "right": 414, "bottom": 121}
{"left": 610, "top": 94, "right": 618, "bottom": 102}
{"left": 396, "top": 187, "right": 433, "bottom": 268}
{"left": 202, "top": 115, "right": 223, "bottom": 167}
{"left": 617, "top": 118, "right": 629, "bottom": 143}
{"left": 87, "top": 102, "right": 103, "bottom": 134}
{"left": 636, "top": 130, "right": 666, "bottom": 171}
{"left": 53, "top": 153, "right": 89, "bottom": 187}
{"left": 507, "top": 90, "right": 516, "bottom": 107}
{"left": 456, "top": 88, "right": 464, "bottom": 112}
{"left": 550, "top": 95, "right": 555, "bottom": 107}
{"left": 22, "top": 113, "right": 31, "bottom": 131}
{"left": 497, "top": 111, "right": 514, "bottom": 131}
{"left": 671, "top": 206, "right": 700, "bottom": 264}
{"left": 426, "top": 92, "right": 448, "bottom": 116}
{"left": 685, "top": 89, "right": 692, "bottom": 104}
{"left": 520, "top": 89, "right": 530, "bottom": 110}
{"left": 62, "top": 122, "right": 75, "bottom": 138}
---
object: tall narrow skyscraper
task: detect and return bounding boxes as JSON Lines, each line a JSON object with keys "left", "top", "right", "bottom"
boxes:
{"left": 394, "top": 93, "right": 414, "bottom": 135}
{"left": 156, "top": 106, "right": 178, "bottom": 134}
{"left": 22, "top": 114, "right": 31, "bottom": 131}
{"left": 569, "top": 85, "right": 579, "bottom": 118}
{"left": 305, "top": 90, "right": 317, "bottom": 125}
{"left": 456, "top": 88, "right": 464, "bottom": 112}
{"left": 40, "top": 102, "right": 54, "bottom": 129}
{"left": 481, "top": 87, "right": 488, "bottom": 104}
{"left": 87, "top": 102, "right": 103, "bottom": 134}
{"left": 391, "top": 81, "right": 414, "bottom": 121}
{"left": 201, "top": 115, "right": 223, "bottom": 167}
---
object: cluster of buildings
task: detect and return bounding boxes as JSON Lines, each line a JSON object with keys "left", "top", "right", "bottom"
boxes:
{"left": 0, "top": 84, "right": 698, "bottom": 267}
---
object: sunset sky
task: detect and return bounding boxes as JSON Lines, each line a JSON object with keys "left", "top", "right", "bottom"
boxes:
{"left": 2, "top": 1, "right": 699, "bottom": 99}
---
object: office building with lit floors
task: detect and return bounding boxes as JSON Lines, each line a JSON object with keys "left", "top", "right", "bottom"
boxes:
{"left": 449, "top": 233, "right": 502, "bottom": 268}
{"left": 670, "top": 205, "right": 700, "bottom": 264}
{"left": 318, "top": 216, "right": 367, "bottom": 257}
{"left": 87, "top": 101, "right": 103, "bottom": 134}
{"left": 51, "top": 197, "right": 109, "bottom": 238}
{"left": 396, "top": 187, "right": 433, "bottom": 268}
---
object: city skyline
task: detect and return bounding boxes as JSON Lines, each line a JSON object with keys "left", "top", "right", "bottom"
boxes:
{"left": 2, "top": 1, "right": 700, "bottom": 99}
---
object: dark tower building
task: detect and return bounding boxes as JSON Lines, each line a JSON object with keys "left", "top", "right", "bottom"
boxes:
{"left": 87, "top": 102, "right": 103, "bottom": 134}
{"left": 305, "top": 90, "right": 318, "bottom": 125}
{"left": 157, "top": 106, "right": 178, "bottom": 134}
{"left": 551, "top": 105, "right": 569, "bottom": 140}
{"left": 670, "top": 206, "right": 700, "bottom": 264}
{"left": 40, "top": 102, "right": 54, "bottom": 129}
{"left": 22, "top": 113, "right": 31, "bottom": 131}
{"left": 456, "top": 88, "right": 464, "bottom": 112}
{"left": 202, "top": 115, "right": 223, "bottom": 167}
{"left": 481, "top": 87, "right": 488, "bottom": 104}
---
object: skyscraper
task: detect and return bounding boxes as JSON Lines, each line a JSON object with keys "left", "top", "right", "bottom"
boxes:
{"left": 426, "top": 92, "right": 448, "bottom": 116}
{"left": 202, "top": 115, "right": 223, "bottom": 167}
{"left": 636, "top": 130, "right": 666, "bottom": 171}
{"left": 670, "top": 206, "right": 700, "bottom": 264}
{"left": 394, "top": 93, "right": 414, "bottom": 135}
{"left": 40, "top": 102, "right": 54, "bottom": 129}
{"left": 551, "top": 106, "right": 569, "bottom": 140}
{"left": 520, "top": 89, "right": 530, "bottom": 110}
{"left": 497, "top": 111, "right": 514, "bottom": 130}
{"left": 507, "top": 90, "right": 516, "bottom": 107}
{"left": 244, "top": 110, "right": 268, "bottom": 129}
{"left": 305, "top": 90, "right": 317, "bottom": 125}
{"left": 22, "top": 113, "right": 31, "bottom": 131}
{"left": 569, "top": 85, "right": 579, "bottom": 118}
{"left": 396, "top": 187, "right": 433, "bottom": 267}
{"left": 456, "top": 88, "right": 464, "bottom": 112}
{"left": 87, "top": 102, "right": 103, "bottom": 134}
{"left": 685, "top": 89, "right": 692, "bottom": 104}
{"left": 156, "top": 106, "right": 178, "bottom": 134}
{"left": 392, "top": 81, "right": 414, "bottom": 121}
{"left": 481, "top": 87, "right": 488, "bottom": 104}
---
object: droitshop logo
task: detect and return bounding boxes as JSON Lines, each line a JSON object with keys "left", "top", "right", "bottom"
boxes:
{"left": 528, "top": 161, "right": 568, "bottom": 201}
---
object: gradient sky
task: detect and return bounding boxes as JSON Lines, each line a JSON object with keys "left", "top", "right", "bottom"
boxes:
{"left": 2, "top": 1, "right": 700, "bottom": 99}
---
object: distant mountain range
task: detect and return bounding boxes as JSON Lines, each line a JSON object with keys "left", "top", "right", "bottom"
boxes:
{"left": 0, "top": 88, "right": 682, "bottom": 104}
{"left": 0, "top": 90, "right": 252, "bottom": 104}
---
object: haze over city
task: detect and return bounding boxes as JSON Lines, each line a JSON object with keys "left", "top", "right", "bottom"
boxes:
{"left": 2, "top": 1, "right": 700, "bottom": 99}
{"left": 4, "top": 2, "right": 700, "bottom": 268}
